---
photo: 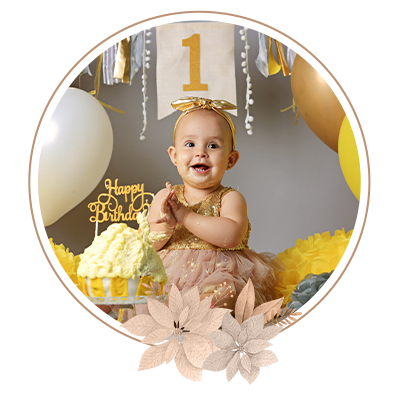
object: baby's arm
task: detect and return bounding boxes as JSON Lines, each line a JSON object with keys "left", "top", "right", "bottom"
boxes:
{"left": 148, "top": 183, "right": 177, "bottom": 251}
{"left": 168, "top": 191, "right": 248, "bottom": 249}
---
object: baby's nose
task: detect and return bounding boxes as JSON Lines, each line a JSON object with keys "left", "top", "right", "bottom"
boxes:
{"left": 195, "top": 148, "right": 208, "bottom": 158}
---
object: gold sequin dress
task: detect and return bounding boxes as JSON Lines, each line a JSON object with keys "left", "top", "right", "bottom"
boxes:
{"left": 158, "top": 185, "right": 283, "bottom": 307}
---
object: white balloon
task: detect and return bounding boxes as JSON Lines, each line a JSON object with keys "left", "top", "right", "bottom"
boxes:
{"left": 39, "top": 88, "right": 113, "bottom": 226}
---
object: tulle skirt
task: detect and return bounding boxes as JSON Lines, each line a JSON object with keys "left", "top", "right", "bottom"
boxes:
{"left": 158, "top": 248, "right": 284, "bottom": 307}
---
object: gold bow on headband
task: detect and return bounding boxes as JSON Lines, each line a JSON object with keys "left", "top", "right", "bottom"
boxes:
{"left": 171, "top": 97, "right": 237, "bottom": 149}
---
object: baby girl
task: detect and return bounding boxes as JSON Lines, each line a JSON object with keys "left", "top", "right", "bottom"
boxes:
{"left": 148, "top": 97, "right": 282, "bottom": 309}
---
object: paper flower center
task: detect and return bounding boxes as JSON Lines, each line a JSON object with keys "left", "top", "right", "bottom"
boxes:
{"left": 173, "top": 321, "right": 190, "bottom": 337}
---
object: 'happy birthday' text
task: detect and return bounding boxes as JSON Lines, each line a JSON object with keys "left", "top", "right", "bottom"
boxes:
{"left": 88, "top": 178, "right": 154, "bottom": 223}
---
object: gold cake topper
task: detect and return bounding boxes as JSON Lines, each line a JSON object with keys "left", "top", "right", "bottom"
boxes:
{"left": 88, "top": 178, "right": 154, "bottom": 225}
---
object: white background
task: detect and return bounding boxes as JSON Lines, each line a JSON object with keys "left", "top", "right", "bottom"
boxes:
{"left": 1, "top": 1, "right": 399, "bottom": 399}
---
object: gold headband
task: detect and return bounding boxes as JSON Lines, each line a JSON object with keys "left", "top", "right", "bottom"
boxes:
{"left": 171, "top": 97, "right": 237, "bottom": 150}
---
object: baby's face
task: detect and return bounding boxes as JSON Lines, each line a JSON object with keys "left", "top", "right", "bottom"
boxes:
{"left": 169, "top": 110, "right": 238, "bottom": 190}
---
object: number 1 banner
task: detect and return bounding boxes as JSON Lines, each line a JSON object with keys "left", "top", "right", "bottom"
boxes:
{"left": 156, "top": 22, "right": 237, "bottom": 120}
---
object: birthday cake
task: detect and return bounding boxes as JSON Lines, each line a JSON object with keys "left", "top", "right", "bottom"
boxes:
{"left": 77, "top": 211, "right": 167, "bottom": 301}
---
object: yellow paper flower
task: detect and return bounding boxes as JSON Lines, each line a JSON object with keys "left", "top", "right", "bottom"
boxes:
{"left": 49, "top": 238, "right": 82, "bottom": 292}
{"left": 274, "top": 229, "right": 353, "bottom": 306}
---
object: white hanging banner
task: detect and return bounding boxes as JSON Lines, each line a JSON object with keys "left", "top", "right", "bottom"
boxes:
{"left": 287, "top": 47, "right": 296, "bottom": 71}
{"left": 156, "top": 22, "right": 237, "bottom": 120}
{"left": 103, "top": 44, "right": 121, "bottom": 85}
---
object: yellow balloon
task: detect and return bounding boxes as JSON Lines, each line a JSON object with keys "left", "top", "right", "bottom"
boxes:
{"left": 338, "top": 116, "right": 361, "bottom": 200}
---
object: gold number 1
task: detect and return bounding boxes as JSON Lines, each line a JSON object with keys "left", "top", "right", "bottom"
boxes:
{"left": 182, "top": 34, "right": 208, "bottom": 91}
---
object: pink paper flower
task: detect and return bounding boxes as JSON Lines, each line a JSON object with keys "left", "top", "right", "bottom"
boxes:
{"left": 122, "top": 284, "right": 229, "bottom": 381}
{"left": 203, "top": 312, "right": 281, "bottom": 384}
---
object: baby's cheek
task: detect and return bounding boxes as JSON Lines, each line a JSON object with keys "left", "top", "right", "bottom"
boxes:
{"left": 179, "top": 153, "right": 190, "bottom": 163}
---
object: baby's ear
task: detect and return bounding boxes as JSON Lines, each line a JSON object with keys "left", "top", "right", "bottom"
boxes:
{"left": 168, "top": 146, "right": 177, "bottom": 166}
{"left": 227, "top": 150, "right": 240, "bottom": 170}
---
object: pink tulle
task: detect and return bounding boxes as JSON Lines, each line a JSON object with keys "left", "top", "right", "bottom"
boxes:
{"left": 158, "top": 248, "right": 284, "bottom": 307}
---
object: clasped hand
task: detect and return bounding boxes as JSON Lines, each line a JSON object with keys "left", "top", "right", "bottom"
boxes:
{"left": 155, "top": 182, "right": 189, "bottom": 228}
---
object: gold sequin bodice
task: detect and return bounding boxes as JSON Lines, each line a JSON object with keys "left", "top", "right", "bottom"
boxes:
{"left": 163, "top": 185, "right": 250, "bottom": 251}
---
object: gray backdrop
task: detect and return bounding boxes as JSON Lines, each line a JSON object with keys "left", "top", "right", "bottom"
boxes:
{"left": 44, "top": 23, "right": 359, "bottom": 256}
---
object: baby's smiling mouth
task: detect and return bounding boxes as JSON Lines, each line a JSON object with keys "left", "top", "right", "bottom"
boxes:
{"left": 191, "top": 164, "right": 210, "bottom": 173}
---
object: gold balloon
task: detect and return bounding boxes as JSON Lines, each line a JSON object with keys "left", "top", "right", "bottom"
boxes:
{"left": 291, "top": 56, "right": 345, "bottom": 152}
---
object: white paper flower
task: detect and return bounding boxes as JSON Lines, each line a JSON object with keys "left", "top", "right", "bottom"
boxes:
{"left": 203, "top": 312, "right": 281, "bottom": 384}
{"left": 122, "top": 284, "right": 229, "bottom": 381}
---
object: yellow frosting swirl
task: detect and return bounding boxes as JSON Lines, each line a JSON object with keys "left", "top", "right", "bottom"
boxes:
{"left": 77, "top": 213, "right": 167, "bottom": 283}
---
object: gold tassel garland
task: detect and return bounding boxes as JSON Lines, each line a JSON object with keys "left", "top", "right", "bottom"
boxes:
{"left": 114, "top": 37, "right": 131, "bottom": 83}
{"left": 275, "top": 40, "right": 291, "bottom": 77}
{"left": 89, "top": 53, "right": 125, "bottom": 114}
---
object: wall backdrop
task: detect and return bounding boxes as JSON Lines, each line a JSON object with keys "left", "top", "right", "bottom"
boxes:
{"left": 44, "top": 22, "right": 359, "bottom": 256}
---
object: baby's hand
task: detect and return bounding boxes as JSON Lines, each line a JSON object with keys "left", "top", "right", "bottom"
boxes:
{"left": 155, "top": 182, "right": 177, "bottom": 229}
{"left": 168, "top": 192, "right": 190, "bottom": 226}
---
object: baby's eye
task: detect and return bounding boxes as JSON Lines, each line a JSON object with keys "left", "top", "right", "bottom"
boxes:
{"left": 185, "top": 142, "right": 195, "bottom": 147}
{"left": 208, "top": 143, "right": 218, "bottom": 149}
